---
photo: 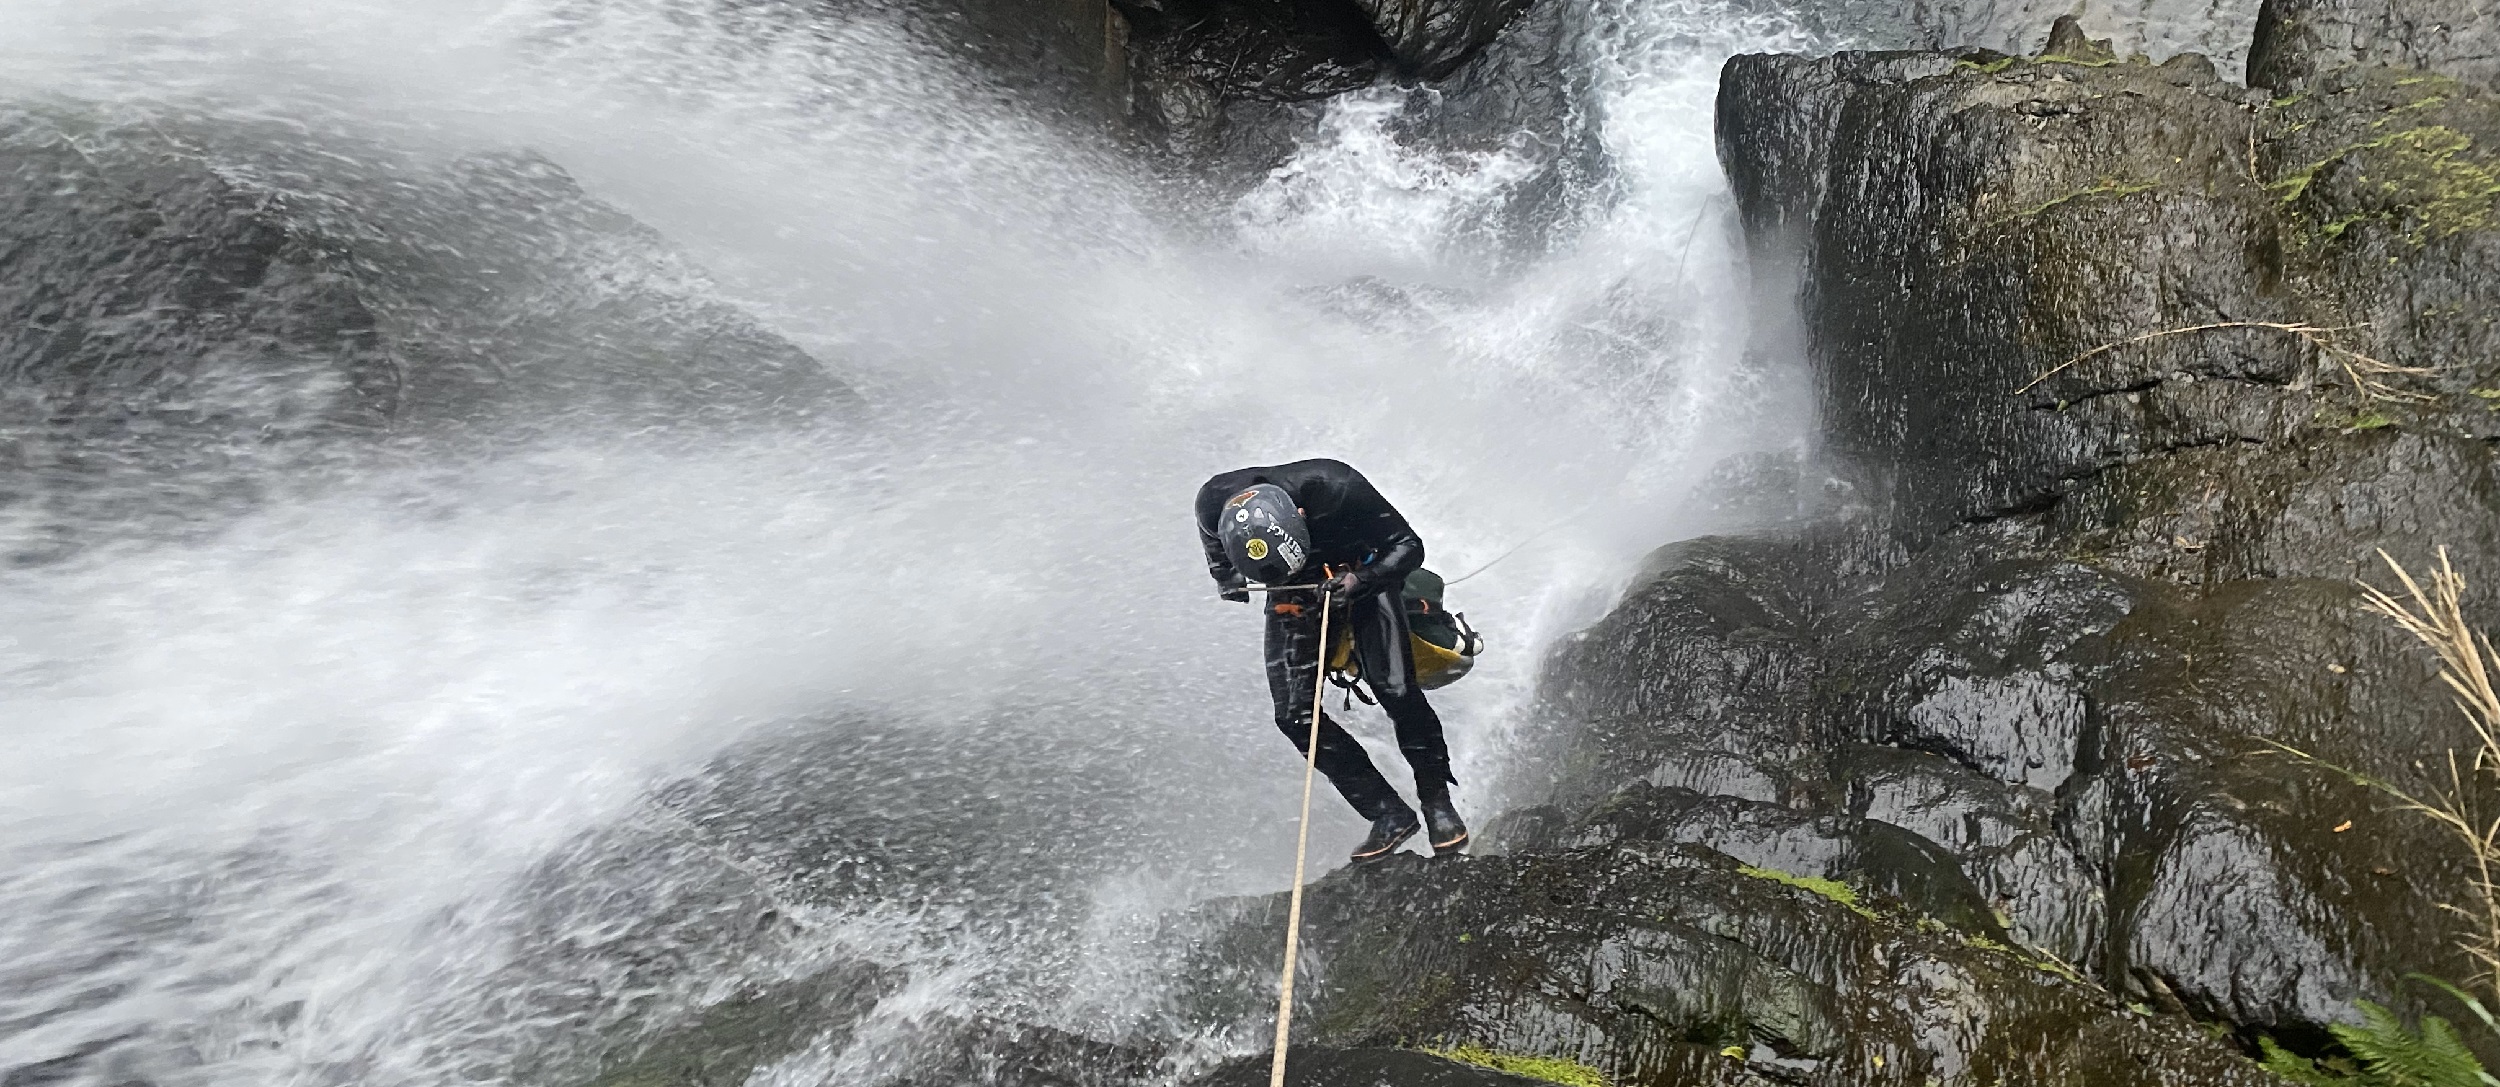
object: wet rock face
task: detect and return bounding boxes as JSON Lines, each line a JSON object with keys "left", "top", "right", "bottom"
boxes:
{"left": 1182, "top": 847, "right": 2282, "bottom": 1087}
{"left": 1518, "top": 3, "right": 2500, "bottom": 1059}
{"left": 1902, "top": 0, "right": 2269, "bottom": 79}
{"left": 2251, "top": 0, "right": 2500, "bottom": 93}
{"left": 0, "top": 108, "right": 840, "bottom": 437}
{"left": 1719, "top": 27, "right": 2500, "bottom": 549}
{"left": 1720, "top": 43, "right": 2293, "bottom": 536}
{"left": 0, "top": 102, "right": 846, "bottom": 558}
{"left": 1348, "top": 0, "right": 1533, "bottom": 79}
{"left": 1191, "top": 1047, "right": 1550, "bottom": 1086}
{"left": 1555, "top": 784, "right": 2009, "bottom": 938}
{"left": 1109, "top": 0, "right": 1573, "bottom": 192}
{"left": 1834, "top": 558, "right": 2133, "bottom": 792}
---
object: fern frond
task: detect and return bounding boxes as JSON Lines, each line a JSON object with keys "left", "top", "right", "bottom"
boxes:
{"left": 2411, "top": 974, "right": 2500, "bottom": 1040}
{"left": 2330, "top": 1003, "right": 2490, "bottom": 1087}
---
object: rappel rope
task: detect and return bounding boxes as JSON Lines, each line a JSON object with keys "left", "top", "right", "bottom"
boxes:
{"left": 1269, "top": 586, "right": 1333, "bottom": 1087}
{"left": 1443, "top": 496, "right": 1606, "bottom": 587}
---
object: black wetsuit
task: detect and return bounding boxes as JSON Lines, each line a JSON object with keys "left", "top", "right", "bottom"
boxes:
{"left": 1196, "top": 459, "right": 1454, "bottom": 821}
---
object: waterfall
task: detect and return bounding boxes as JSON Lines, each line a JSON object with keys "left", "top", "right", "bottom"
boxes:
{"left": 0, "top": 0, "right": 1822, "bottom": 1082}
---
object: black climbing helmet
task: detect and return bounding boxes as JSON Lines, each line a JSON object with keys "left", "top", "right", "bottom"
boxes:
{"left": 1217, "top": 483, "right": 1312, "bottom": 586}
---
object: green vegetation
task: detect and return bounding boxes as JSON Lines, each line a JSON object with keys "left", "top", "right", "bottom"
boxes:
{"left": 2322, "top": 212, "right": 2380, "bottom": 239}
{"left": 2267, "top": 553, "right": 2500, "bottom": 1084}
{"left": 1958, "top": 56, "right": 2018, "bottom": 74}
{"left": 1424, "top": 1043, "right": 1610, "bottom": 1087}
{"left": 2036, "top": 53, "right": 2118, "bottom": 67}
{"left": 1735, "top": 864, "right": 1878, "bottom": 921}
{"left": 2271, "top": 126, "right": 2500, "bottom": 244}
{"left": 2258, "top": 988, "right": 2499, "bottom": 1086}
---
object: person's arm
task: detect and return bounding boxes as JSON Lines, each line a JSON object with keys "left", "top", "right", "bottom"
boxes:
{"left": 1313, "top": 463, "right": 1423, "bottom": 597}
{"left": 1195, "top": 478, "right": 1251, "bottom": 600}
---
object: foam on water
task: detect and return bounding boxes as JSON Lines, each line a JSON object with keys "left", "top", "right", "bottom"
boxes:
{"left": 0, "top": 0, "right": 1828, "bottom": 1082}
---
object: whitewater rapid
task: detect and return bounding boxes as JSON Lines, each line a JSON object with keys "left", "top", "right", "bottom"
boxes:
{"left": 0, "top": 0, "right": 1822, "bottom": 1082}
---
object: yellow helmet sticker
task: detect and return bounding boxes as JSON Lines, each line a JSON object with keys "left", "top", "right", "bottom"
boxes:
{"left": 1245, "top": 537, "right": 1270, "bottom": 561}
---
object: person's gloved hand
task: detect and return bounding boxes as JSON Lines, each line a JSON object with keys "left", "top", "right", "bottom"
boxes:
{"left": 1328, "top": 570, "right": 1363, "bottom": 598}
{"left": 1218, "top": 577, "right": 1251, "bottom": 603}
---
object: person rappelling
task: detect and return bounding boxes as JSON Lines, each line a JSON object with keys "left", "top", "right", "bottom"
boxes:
{"left": 1195, "top": 458, "right": 1477, "bottom": 863}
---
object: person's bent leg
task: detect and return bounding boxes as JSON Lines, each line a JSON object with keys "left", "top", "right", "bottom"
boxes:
{"left": 1352, "top": 589, "right": 1466, "bottom": 853}
{"left": 1266, "top": 591, "right": 1408, "bottom": 823}
{"left": 1349, "top": 590, "right": 1456, "bottom": 794}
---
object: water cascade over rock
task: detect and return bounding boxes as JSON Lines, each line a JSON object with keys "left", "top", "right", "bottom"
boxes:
{"left": 1159, "top": 2, "right": 2500, "bottom": 1083}
{"left": 6, "top": 0, "right": 2499, "bottom": 1084}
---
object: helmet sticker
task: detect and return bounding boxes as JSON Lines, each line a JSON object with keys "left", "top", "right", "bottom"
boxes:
{"left": 1227, "top": 489, "right": 1262, "bottom": 507}
{"left": 1275, "top": 535, "right": 1306, "bottom": 572}
{"left": 1245, "top": 538, "right": 1270, "bottom": 561}
{"left": 1235, "top": 509, "right": 1250, "bottom": 522}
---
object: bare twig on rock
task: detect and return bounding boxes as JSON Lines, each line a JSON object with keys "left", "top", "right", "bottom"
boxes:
{"left": 2017, "top": 320, "right": 2433, "bottom": 401}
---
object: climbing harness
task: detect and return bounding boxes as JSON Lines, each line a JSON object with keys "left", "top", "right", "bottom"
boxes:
{"left": 1270, "top": 587, "right": 1332, "bottom": 1087}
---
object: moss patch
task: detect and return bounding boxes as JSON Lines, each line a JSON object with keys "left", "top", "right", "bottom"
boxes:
{"left": 1995, "top": 177, "right": 2157, "bottom": 225}
{"left": 2272, "top": 125, "right": 2500, "bottom": 243}
{"left": 1736, "top": 864, "right": 1879, "bottom": 921}
{"left": 1424, "top": 1043, "right": 1609, "bottom": 1087}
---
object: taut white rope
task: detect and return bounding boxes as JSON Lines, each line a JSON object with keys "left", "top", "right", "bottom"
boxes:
{"left": 1268, "top": 587, "right": 1333, "bottom": 1087}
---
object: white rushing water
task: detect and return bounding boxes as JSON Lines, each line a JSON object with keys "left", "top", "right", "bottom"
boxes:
{"left": 0, "top": 0, "right": 1825, "bottom": 1083}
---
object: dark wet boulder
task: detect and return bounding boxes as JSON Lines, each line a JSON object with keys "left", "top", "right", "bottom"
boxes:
{"left": 1111, "top": 0, "right": 1587, "bottom": 212}
{"left": 1535, "top": 535, "right": 2118, "bottom": 967}
{"left": 2078, "top": 576, "right": 2479, "bottom": 1031}
{"left": 1180, "top": 845, "right": 2287, "bottom": 1086}
{"left": 1719, "top": 41, "right": 2293, "bottom": 538}
{"left": 1534, "top": 535, "right": 1844, "bottom": 812}
{"left": 1560, "top": 784, "right": 2008, "bottom": 938}
{"left": 1828, "top": 557, "right": 2136, "bottom": 792}
{"left": 2251, "top": 0, "right": 2500, "bottom": 93}
{"left": 1718, "top": 27, "right": 2500, "bottom": 555}
{"left": 1348, "top": 0, "right": 1531, "bottom": 79}
{"left": 1188, "top": 1047, "right": 1551, "bottom": 1086}
{"left": 1834, "top": 744, "right": 2105, "bottom": 965}
{"left": 0, "top": 100, "right": 847, "bottom": 558}
{"left": 0, "top": 103, "right": 842, "bottom": 442}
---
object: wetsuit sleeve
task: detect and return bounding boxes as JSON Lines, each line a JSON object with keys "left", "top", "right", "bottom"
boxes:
{"left": 1195, "top": 477, "right": 1248, "bottom": 592}
{"left": 1320, "top": 465, "right": 1424, "bottom": 596}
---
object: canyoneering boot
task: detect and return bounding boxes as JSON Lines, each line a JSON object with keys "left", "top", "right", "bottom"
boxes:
{"left": 1420, "top": 793, "right": 1468, "bottom": 856}
{"left": 1349, "top": 810, "right": 1420, "bottom": 863}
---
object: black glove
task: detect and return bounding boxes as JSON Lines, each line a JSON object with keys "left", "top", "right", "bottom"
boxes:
{"left": 1217, "top": 576, "right": 1251, "bottom": 603}
{"left": 1328, "top": 570, "right": 1364, "bottom": 599}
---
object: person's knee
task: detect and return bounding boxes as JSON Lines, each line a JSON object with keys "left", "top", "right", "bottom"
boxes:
{"left": 1273, "top": 713, "right": 1307, "bottom": 742}
{"left": 1376, "top": 683, "right": 1431, "bottom": 719}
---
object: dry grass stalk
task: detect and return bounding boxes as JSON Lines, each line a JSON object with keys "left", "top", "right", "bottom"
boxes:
{"left": 2357, "top": 547, "right": 2500, "bottom": 995}
{"left": 2277, "top": 548, "right": 2500, "bottom": 1003}
{"left": 2017, "top": 320, "right": 2433, "bottom": 401}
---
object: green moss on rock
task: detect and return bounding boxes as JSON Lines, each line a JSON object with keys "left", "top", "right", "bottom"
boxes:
{"left": 1424, "top": 1043, "right": 1610, "bottom": 1087}
{"left": 1737, "top": 863, "right": 1880, "bottom": 921}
